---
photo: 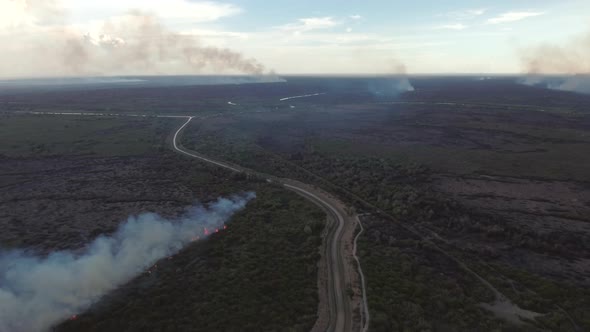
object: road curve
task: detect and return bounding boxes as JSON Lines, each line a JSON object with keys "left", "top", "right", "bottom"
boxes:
{"left": 173, "top": 117, "right": 242, "bottom": 173}
{"left": 172, "top": 116, "right": 354, "bottom": 332}
{"left": 284, "top": 184, "right": 352, "bottom": 332}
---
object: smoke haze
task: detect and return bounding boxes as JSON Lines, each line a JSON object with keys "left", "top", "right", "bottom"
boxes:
{"left": 0, "top": 192, "right": 255, "bottom": 332}
{"left": 521, "top": 28, "right": 590, "bottom": 94}
{"left": 367, "top": 60, "right": 414, "bottom": 96}
{"left": 0, "top": 1, "right": 273, "bottom": 78}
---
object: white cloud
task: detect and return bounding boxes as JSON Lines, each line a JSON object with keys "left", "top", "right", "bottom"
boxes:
{"left": 62, "top": 0, "right": 241, "bottom": 23}
{"left": 437, "top": 23, "right": 468, "bottom": 30}
{"left": 0, "top": 0, "right": 64, "bottom": 29}
{"left": 465, "top": 9, "right": 487, "bottom": 17}
{"left": 277, "top": 17, "right": 340, "bottom": 34}
{"left": 487, "top": 11, "right": 544, "bottom": 24}
{"left": 443, "top": 8, "right": 487, "bottom": 20}
{"left": 0, "top": 0, "right": 33, "bottom": 29}
{"left": 349, "top": 14, "right": 362, "bottom": 20}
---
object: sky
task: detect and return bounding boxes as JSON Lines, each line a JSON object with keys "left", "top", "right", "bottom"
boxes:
{"left": 0, "top": 0, "right": 589, "bottom": 76}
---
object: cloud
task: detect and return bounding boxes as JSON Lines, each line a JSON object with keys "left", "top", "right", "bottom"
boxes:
{"left": 487, "top": 11, "right": 544, "bottom": 24}
{"left": 442, "top": 8, "right": 487, "bottom": 20}
{"left": 62, "top": 0, "right": 242, "bottom": 23}
{"left": 349, "top": 14, "right": 362, "bottom": 20}
{"left": 277, "top": 16, "right": 340, "bottom": 34}
{"left": 0, "top": 0, "right": 66, "bottom": 29}
{"left": 437, "top": 23, "right": 467, "bottom": 30}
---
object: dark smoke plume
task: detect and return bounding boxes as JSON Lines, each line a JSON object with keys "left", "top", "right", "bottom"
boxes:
{"left": 0, "top": 192, "right": 255, "bottom": 332}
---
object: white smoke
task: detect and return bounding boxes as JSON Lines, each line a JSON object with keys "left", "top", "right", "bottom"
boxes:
{"left": 365, "top": 60, "right": 414, "bottom": 96}
{"left": 0, "top": 192, "right": 255, "bottom": 332}
{"left": 368, "top": 75, "right": 414, "bottom": 97}
{"left": 519, "top": 26, "right": 590, "bottom": 94}
{"left": 0, "top": 1, "right": 277, "bottom": 78}
{"left": 396, "top": 77, "right": 415, "bottom": 92}
{"left": 520, "top": 75, "right": 590, "bottom": 94}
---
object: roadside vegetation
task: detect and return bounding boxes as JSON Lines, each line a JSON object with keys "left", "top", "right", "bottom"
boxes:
{"left": 0, "top": 113, "right": 326, "bottom": 331}
{"left": 3, "top": 77, "right": 590, "bottom": 331}
{"left": 181, "top": 95, "right": 590, "bottom": 331}
{"left": 57, "top": 185, "right": 325, "bottom": 332}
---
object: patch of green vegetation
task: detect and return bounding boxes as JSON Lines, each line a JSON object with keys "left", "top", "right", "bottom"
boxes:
{"left": 0, "top": 114, "right": 177, "bottom": 157}
{"left": 312, "top": 138, "right": 590, "bottom": 181}
{"left": 182, "top": 129, "right": 590, "bottom": 330}
{"left": 359, "top": 228, "right": 510, "bottom": 331}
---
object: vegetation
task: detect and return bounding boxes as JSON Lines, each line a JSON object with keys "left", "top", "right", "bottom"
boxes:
{"left": 4, "top": 77, "right": 590, "bottom": 330}
{"left": 0, "top": 113, "right": 326, "bottom": 331}
{"left": 57, "top": 186, "right": 325, "bottom": 332}
{"left": 180, "top": 98, "right": 590, "bottom": 330}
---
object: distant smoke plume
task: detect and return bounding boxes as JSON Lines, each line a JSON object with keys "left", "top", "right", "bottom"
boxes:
{"left": 0, "top": 1, "right": 274, "bottom": 78}
{"left": 367, "top": 60, "right": 414, "bottom": 96}
{"left": 0, "top": 192, "right": 255, "bottom": 332}
{"left": 520, "top": 28, "right": 590, "bottom": 94}
{"left": 65, "top": 11, "right": 266, "bottom": 76}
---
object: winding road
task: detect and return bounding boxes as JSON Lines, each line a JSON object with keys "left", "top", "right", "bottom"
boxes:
{"left": 283, "top": 184, "right": 351, "bottom": 332}
{"left": 172, "top": 116, "right": 364, "bottom": 332}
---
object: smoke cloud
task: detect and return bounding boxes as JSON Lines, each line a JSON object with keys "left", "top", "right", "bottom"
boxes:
{"left": 0, "top": 1, "right": 274, "bottom": 78}
{"left": 0, "top": 192, "right": 255, "bottom": 332}
{"left": 367, "top": 61, "right": 415, "bottom": 97}
{"left": 520, "top": 28, "right": 590, "bottom": 94}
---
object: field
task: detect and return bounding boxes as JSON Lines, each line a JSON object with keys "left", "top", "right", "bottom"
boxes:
{"left": 1, "top": 76, "right": 590, "bottom": 331}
